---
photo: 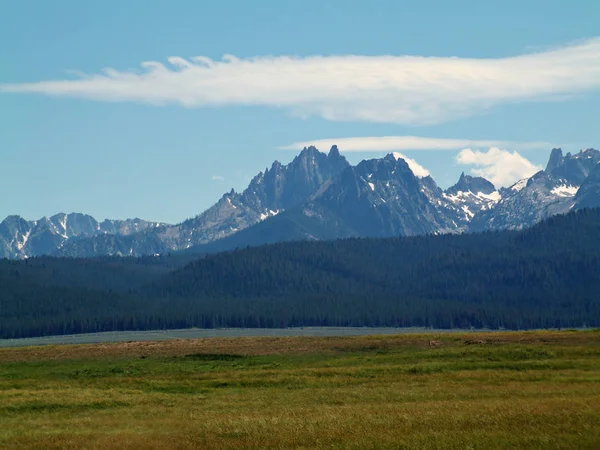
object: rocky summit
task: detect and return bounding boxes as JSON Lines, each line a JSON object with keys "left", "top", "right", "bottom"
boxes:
{"left": 2, "top": 146, "right": 599, "bottom": 258}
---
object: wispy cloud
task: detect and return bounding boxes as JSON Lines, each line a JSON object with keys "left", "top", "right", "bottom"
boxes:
{"left": 456, "top": 147, "right": 542, "bottom": 187}
{"left": 211, "top": 175, "right": 225, "bottom": 181}
{"left": 2, "top": 38, "right": 600, "bottom": 125}
{"left": 280, "top": 136, "right": 554, "bottom": 152}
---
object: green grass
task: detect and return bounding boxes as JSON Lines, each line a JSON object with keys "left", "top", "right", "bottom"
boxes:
{"left": 1, "top": 331, "right": 599, "bottom": 449}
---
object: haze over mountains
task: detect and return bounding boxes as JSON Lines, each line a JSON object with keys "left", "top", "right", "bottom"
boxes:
{"left": 2, "top": 146, "right": 599, "bottom": 259}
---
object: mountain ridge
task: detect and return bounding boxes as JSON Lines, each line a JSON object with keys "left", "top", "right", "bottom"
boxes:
{"left": 2, "top": 146, "right": 599, "bottom": 259}
{"left": 0, "top": 213, "right": 163, "bottom": 259}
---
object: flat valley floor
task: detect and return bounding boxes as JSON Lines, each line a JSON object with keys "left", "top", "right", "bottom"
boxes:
{"left": 1, "top": 330, "right": 599, "bottom": 449}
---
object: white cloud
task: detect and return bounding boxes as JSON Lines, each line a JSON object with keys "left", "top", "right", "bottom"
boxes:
{"left": 211, "top": 175, "right": 225, "bottom": 181}
{"left": 280, "top": 136, "right": 553, "bottom": 152}
{"left": 391, "top": 152, "right": 430, "bottom": 178}
{"left": 456, "top": 147, "right": 542, "bottom": 187}
{"left": 2, "top": 38, "right": 600, "bottom": 125}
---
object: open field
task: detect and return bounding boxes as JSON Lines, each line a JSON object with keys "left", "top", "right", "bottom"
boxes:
{"left": 0, "top": 327, "right": 442, "bottom": 348}
{"left": 1, "top": 331, "right": 599, "bottom": 449}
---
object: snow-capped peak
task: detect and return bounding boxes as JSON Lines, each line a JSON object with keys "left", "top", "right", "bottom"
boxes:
{"left": 391, "top": 152, "right": 430, "bottom": 178}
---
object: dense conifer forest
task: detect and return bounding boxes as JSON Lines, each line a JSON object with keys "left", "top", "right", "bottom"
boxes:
{"left": 1, "top": 209, "right": 599, "bottom": 338}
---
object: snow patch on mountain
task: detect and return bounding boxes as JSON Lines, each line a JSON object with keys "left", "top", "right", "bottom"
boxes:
{"left": 461, "top": 205, "right": 474, "bottom": 219}
{"left": 260, "top": 210, "right": 281, "bottom": 221}
{"left": 444, "top": 191, "right": 500, "bottom": 207}
{"left": 16, "top": 229, "right": 31, "bottom": 251}
{"left": 442, "top": 188, "right": 501, "bottom": 218}
{"left": 511, "top": 178, "right": 528, "bottom": 192}
{"left": 551, "top": 184, "right": 579, "bottom": 197}
{"left": 226, "top": 197, "right": 237, "bottom": 209}
{"left": 476, "top": 191, "right": 502, "bottom": 202}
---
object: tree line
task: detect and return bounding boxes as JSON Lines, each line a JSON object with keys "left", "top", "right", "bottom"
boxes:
{"left": 1, "top": 209, "right": 599, "bottom": 338}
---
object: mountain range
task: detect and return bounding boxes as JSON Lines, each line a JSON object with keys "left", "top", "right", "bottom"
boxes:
{"left": 0, "top": 214, "right": 163, "bottom": 259}
{"left": 2, "top": 146, "right": 599, "bottom": 259}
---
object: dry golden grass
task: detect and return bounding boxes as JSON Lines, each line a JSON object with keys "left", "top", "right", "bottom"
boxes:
{"left": 1, "top": 330, "right": 599, "bottom": 449}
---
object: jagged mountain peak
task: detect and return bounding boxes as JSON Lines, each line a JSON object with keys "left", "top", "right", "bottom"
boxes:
{"left": 328, "top": 145, "right": 341, "bottom": 158}
{"left": 446, "top": 172, "right": 496, "bottom": 195}
{"left": 434, "top": 172, "right": 500, "bottom": 226}
{"left": 354, "top": 155, "right": 420, "bottom": 188}
{"left": 468, "top": 149, "right": 598, "bottom": 232}
{"left": 546, "top": 148, "right": 564, "bottom": 172}
{"left": 1, "top": 215, "right": 30, "bottom": 226}
{"left": 270, "top": 160, "right": 283, "bottom": 170}
{"left": 0, "top": 213, "right": 163, "bottom": 258}
{"left": 546, "top": 147, "right": 600, "bottom": 186}
{"left": 289, "top": 152, "right": 453, "bottom": 239}
{"left": 297, "top": 145, "right": 321, "bottom": 160}
{"left": 53, "top": 145, "right": 351, "bottom": 258}
{"left": 5, "top": 145, "right": 600, "bottom": 259}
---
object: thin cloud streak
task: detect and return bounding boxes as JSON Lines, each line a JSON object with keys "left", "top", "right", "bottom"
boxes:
{"left": 280, "top": 136, "right": 555, "bottom": 152}
{"left": 2, "top": 38, "right": 600, "bottom": 125}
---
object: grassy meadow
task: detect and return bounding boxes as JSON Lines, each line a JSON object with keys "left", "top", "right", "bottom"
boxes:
{"left": 1, "top": 330, "right": 599, "bottom": 449}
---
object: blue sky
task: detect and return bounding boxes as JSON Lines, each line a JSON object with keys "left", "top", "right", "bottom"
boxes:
{"left": 1, "top": 0, "right": 599, "bottom": 223}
